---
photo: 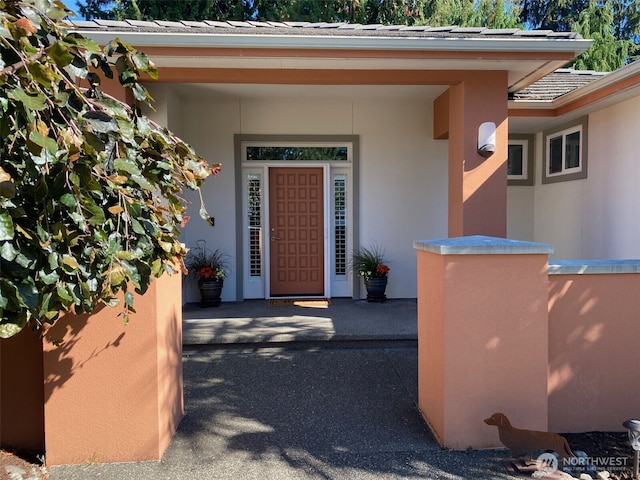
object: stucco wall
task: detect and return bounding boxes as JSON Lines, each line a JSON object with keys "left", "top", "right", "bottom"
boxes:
{"left": 507, "top": 185, "right": 535, "bottom": 241}
{"left": 155, "top": 86, "right": 449, "bottom": 301}
{"left": 415, "top": 239, "right": 551, "bottom": 450}
{"left": 581, "top": 96, "right": 640, "bottom": 258}
{"left": 42, "top": 274, "right": 183, "bottom": 465}
{"left": 0, "top": 328, "right": 45, "bottom": 452}
{"left": 548, "top": 271, "right": 640, "bottom": 433}
{"left": 531, "top": 95, "right": 640, "bottom": 260}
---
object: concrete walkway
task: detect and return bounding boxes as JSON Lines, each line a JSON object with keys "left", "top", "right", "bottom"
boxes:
{"left": 182, "top": 298, "right": 419, "bottom": 345}
{"left": 49, "top": 299, "right": 512, "bottom": 480}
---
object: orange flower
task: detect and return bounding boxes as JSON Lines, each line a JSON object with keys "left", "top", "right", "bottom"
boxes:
{"left": 197, "top": 266, "right": 219, "bottom": 279}
{"left": 375, "top": 263, "right": 390, "bottom": 277}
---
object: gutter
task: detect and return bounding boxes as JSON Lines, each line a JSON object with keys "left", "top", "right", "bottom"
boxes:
{"left": 75, "top": 30, "right": 593, "bottom": 55}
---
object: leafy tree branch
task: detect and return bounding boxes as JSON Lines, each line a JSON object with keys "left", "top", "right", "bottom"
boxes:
{"left": 0, "top": 0, "right": 218, "bottom": 338}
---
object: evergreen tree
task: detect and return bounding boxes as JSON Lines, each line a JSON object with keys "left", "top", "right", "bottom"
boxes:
{"left": 519, "top": 0, "right": 589, "bottom": 31}
{"left": 610, "top": 0, "right": 640, "bottom": 61}
{"left": 572, "top": 0, "right": 630, "bottom": 70}
{"left": 78, "top": 0, "right": 255, "bottom": 21}
{"left": 472, "top": 0, "right": 522, "bottom": 28}
{"left": 78, "top": 0, "right": 120, "bottom": 20}
{"left": 421, "top": 0, "right": 521, "bottom": 28}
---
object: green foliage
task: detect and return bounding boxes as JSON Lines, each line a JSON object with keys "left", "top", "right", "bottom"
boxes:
{"left": 421, "top": 0, "right": 522, "bottom": 28}
{"left": 519, "top": 0, "right": 589, "bottom": 31}
{"left": 0, "top": 0, "right": 217, "bottom": 337}
{"left": 571, "top": 0, "right": 630, "bottom": 71}
{"left": 351, "top": 244, "right": 390, "bottom": 281}
{"left": 76, "top": 0, "right": 524, "bottom": 27}
{"left": 520, "top": 0, "right": 639, "bottom": 64}
{"left": 78, "top": 0, "right": 255, "bottom": 21}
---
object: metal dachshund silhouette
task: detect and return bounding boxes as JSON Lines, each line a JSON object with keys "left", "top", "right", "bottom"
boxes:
{"left": 484, "top": 412, "right": 575, "bottom": 460}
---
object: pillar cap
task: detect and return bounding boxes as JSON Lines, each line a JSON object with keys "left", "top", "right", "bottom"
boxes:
{"left": 413, "top": 235, "right": 554, "bottom": 255}
{"left": 549, "top": 259, "right": 640, "bottom": 275}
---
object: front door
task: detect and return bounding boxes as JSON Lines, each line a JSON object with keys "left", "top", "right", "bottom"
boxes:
{"left": 269, "top": 167, "right": 324, "bottom": 296}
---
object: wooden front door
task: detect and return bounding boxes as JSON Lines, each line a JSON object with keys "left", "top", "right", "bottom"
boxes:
{"left": 269, "top": 167, "right": 324, "bottom": 296}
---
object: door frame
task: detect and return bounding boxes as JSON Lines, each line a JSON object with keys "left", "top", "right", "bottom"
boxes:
{"left": 235, "top": 135, "right": 359, "bottom": 300}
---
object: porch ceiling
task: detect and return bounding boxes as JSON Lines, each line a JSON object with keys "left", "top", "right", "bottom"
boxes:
{"left": 167, "top": 83, "right": 448, "bottom": 101}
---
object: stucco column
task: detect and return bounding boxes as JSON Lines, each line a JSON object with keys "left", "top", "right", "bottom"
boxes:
{"left": 0, "top": 328, "right": 45, "bottom": 452}
{"left": 42, "top": 273, "right": 184, "bottom": 465}
{"left": 414, "top": 236, "right": 552, "bottom": 450}
{"left": 447, "top": 73, "right": 509, "bottom": 238}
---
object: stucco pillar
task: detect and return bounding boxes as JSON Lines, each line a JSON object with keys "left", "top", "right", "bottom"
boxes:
{"left": 414, "top": 236, "right": 552, "bottom": 450}
{"left": 42, "top": 273, "right": 184, "bottom": 465}
{"left": 447, "top": 73, "right": 509, "bottom": 238}
{"left": 0, "top": 328, "right": 45, "bottom": 452}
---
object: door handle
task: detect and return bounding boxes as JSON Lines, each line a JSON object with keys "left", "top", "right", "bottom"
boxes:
{"left": 271, "top": 236, "right": 281, "bottom": 241}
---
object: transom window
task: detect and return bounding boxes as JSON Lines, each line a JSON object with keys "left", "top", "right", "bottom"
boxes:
{"left": 246, "top": 146, "right": 348, "bottom": 161}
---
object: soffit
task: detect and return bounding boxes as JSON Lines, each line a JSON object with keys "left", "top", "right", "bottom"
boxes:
{"left": 167, "top": 83, "right": 447, "bottom": 101}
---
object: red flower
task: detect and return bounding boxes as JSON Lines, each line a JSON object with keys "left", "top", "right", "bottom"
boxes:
{"left": 197, "top": 266, "right": 218, "bottom": 279}
{"left": 375, "top": 263, "right": 390, "bottom": 277}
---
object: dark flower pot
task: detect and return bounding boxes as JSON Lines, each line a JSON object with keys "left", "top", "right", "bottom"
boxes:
{"left": 364, "top": 277, "right": 387, "bottom": 303}
{"left": 198, "top": 279, "right": 223, "bottom": 307}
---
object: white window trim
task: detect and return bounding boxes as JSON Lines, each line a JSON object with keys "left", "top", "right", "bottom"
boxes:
{"left": 542, "top": 116, "right": 588, "bottom": 184}
{"left": 508, "top": 139, "right": 528, "bottom": 180}
{"left": 508, "top": 134, "right": 534, "bottom": 186}
{"left": 546, "top": 124, "right": 583, "bottom": 177}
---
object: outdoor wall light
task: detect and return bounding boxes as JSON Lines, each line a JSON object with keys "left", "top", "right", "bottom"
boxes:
{"left": 477, "top": 121, "right": 496, "bottom": 157}
{"left": 623, "top": 418, "right": 640, "bottom": 478}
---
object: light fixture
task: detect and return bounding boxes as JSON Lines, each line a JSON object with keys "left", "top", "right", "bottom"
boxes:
{"left": 623, "top": 418, "right": 640, "bottom": 478}
{"left": 477, "top": 121, "right": 496, "bottom": 157}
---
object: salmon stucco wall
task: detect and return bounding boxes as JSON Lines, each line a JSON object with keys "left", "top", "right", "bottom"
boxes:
{"left": 42, "top": 273, "right": 183, "bottom": 465}
{"left": 0, "top": 328, "right": 45, "bottom": 452}
{"left": 548, "top": 271, "right": 640, "bottom": 433}
{"left": 415, "top": 237, "right": 551, "bottom": 450}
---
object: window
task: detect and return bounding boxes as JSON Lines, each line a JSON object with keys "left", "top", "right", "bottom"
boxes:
{"left": 246, "top": 146, "right": 348, "bottom": 161}
{"left": 333, "top": 175, "right": 347, "bottom": 276}
{"left": 247, "top": 174, "right": 262, "bottom": 277}
{"left": 508, "top": 134, "right": 534, "bottom": 186}
{"left": 542, "top": 117, "right": 588, "bottom": 184}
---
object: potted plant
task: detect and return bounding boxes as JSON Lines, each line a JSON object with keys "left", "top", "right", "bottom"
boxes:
{"left": 351, "top": 244, "right": 390, "bottom": 303}
{"left": 184, "top": 240, "right": 229, "bottom": 307}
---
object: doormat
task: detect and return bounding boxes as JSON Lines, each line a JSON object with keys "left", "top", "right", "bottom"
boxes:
{"left": 268, "top": 298, "right": 331, "bottom": 308}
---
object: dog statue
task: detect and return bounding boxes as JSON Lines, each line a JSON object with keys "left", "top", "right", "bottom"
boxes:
{"left": 484, "top": 412, "right": 575, "bottom": 460}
